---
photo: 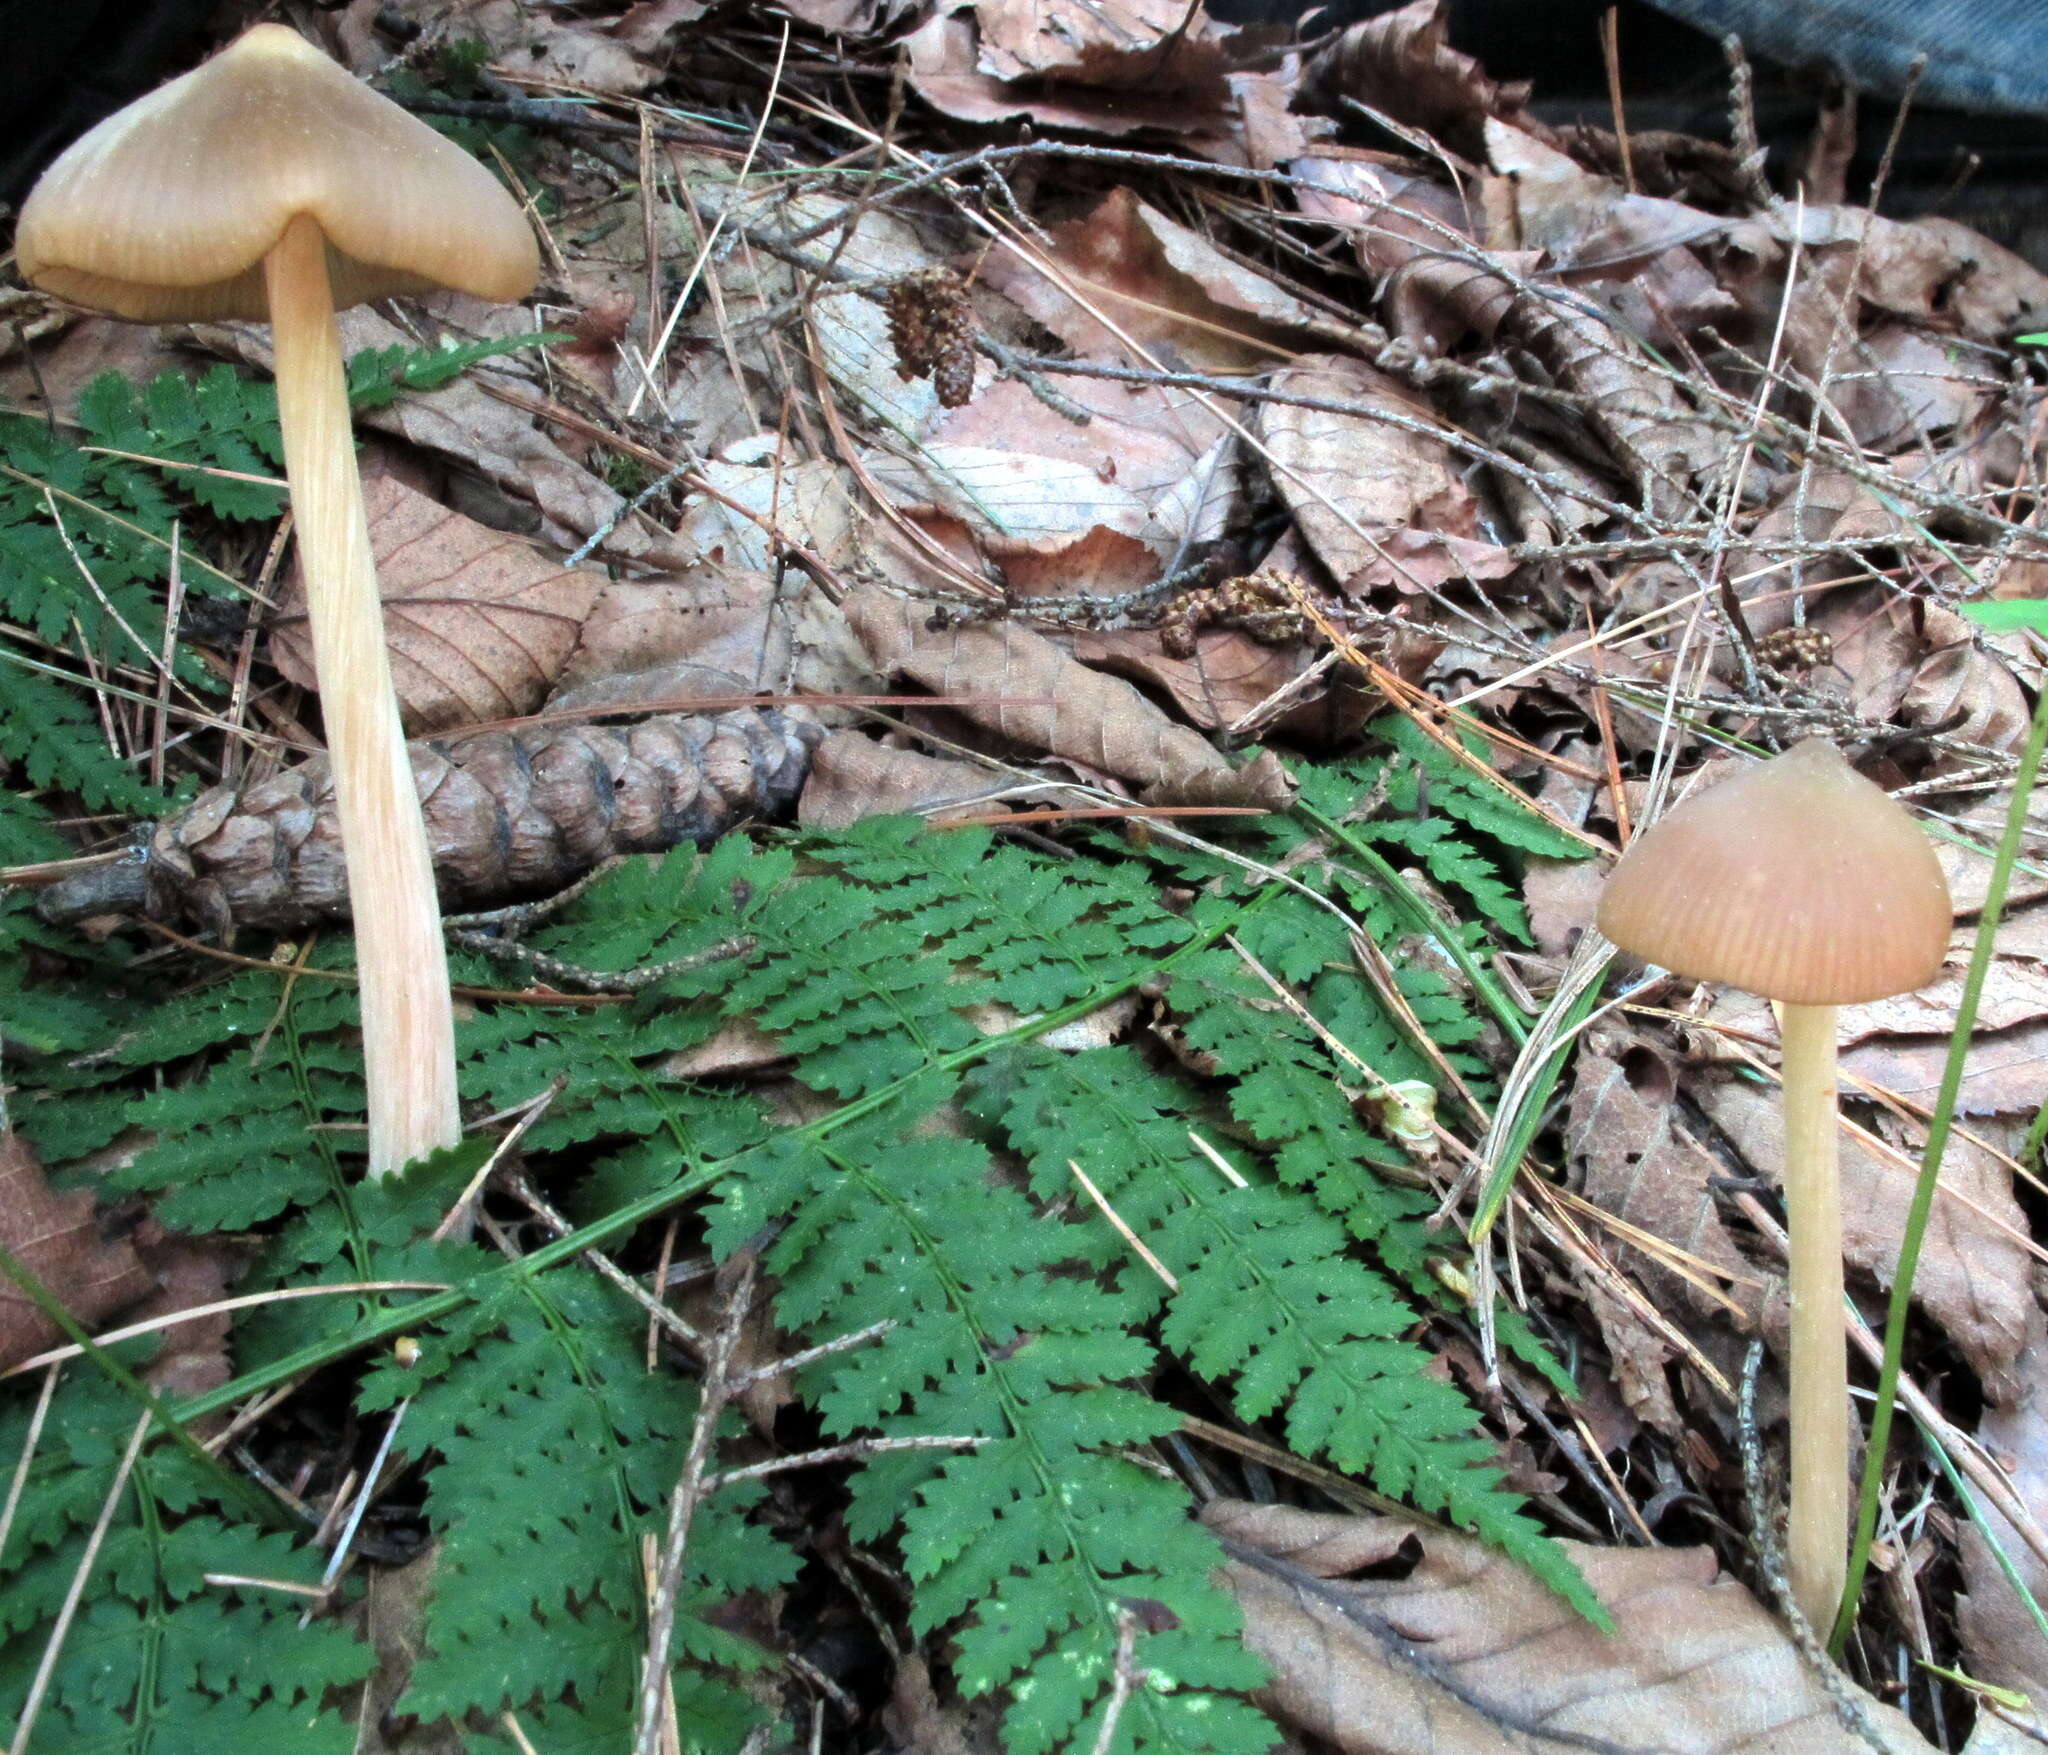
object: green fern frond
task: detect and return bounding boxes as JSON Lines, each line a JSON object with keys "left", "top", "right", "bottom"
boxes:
{"left": 711, "top": 1114, "right": 1272, "bottom": 1755}
{"left": 2, "top": 760, "right": 1602, "bottom": 1752}
{"left": 976, "top": 1045, "right": 1602, "bottom": 1626}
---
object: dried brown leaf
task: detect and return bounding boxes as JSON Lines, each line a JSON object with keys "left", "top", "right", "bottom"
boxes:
{"left": 1070, "top": 625, "right": 1310, "bottom": 731}
{"left": 797, "top": 731, "right": 1010, "bottom": 829}
{"left": 202, "top": 307, "right": 680, "bottom": 564}
{"left": 1299, "top": 0, "right": 1530, "bottom": 158}
{"left": 1565, "top": 1031, "right": 1768, "bottom": 1434}
{"left": 270, "top": 469, "right": 603, "bottom": 734}
{"left": 1699, "top": 1078, "right": 2030, "bottom": 1400}
{"left": 1255, "top": 353, "right": 1512, "bottom": 594}
{"left": 845, "top": 588, "right": 1293, "bottom": 808}
{"left": 901, "top": 1, "right": 1309, "bottom": 164}
{"left": 0, "top": 1131, "right": 153, "bottom": 1374}
{"left": 977, "top": 186, "right": 1321, "bottom": 370}
{"left": 1957, "top": 1304, "right": 2048, "bottom": 1734}
{"left": 975, "top": 0, "right": 1229, "bottom": 90}
{"left": 1207, "top": 1498, "right": 1934, "bottom": 1754}
{"left": 406, "top": 0, "right": 658, "bottom": 94}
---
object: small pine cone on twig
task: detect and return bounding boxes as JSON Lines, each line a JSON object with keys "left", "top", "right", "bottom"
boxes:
{"left": 884, "top": 267, "right": 977, "bottom": 408}
{"left": 39, "top": 697, "right": 821, "bottom": 935}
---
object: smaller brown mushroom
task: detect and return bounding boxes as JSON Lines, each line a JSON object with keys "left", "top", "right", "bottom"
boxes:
{"left": 16, "top": 25, "right": 537, "bottom": 1176}
{"left": 1597, "top": 738, "right": 1951, "bottom": 1630}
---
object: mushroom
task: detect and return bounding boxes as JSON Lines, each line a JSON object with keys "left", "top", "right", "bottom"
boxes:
{"left": 15, "top": 25, "right": 538, "bottom": 1175}
{"left": 1597, "top": 738, "right": 1952, "bottom": 1628}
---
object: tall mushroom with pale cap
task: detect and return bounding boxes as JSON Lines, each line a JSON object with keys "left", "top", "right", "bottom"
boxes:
{"left": 1598, "top": 738, "right": 1952, "bottom": 1629}
{"left": 15, "top": 25, "right": 539, "bottom": 1175}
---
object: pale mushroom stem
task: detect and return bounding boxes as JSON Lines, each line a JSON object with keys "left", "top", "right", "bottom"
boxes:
{"left": 1781, "top": 999, "right": 1848, "bottom": 1630}
{"left": 263, "top": 212, "right": 459, "bottom": 1176}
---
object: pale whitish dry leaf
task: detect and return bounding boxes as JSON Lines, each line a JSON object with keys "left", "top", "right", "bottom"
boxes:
{"left": 867, "top": 443, "right": 1157, "bottom": 554}
{"left": 270, "top": 470, "right": 602, "bottom": 734}
{"left": 1255, "top": 353, "right": 1513, "bottom": 595}
{"left": 976, "top": 186, "right": 1318, "bottom": 371}
{"left": 845, "top": 588, "right": 1293, "bottom": 808}
{"left": 685, "top": 189, "right": 948, "bottom": 436}
{"left": 680, "top": 455, "right": 863, "bottom": 576}
{"left": 1207, "top": 1499, "right": 1934, "bottom": 1754}
{"left": 929, "top": 373, "right": 1230, "bottom": 505}
{"left": 1699, "top": 1078, "right": 2030, "bottom": 1401}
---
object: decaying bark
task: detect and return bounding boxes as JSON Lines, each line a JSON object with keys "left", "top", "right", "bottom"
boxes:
{"left": 41, "top": 703, "right": 820, "bottom": 934}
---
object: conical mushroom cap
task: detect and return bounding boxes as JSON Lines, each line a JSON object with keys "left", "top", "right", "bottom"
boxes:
{"left": 16, "top": 24, "right": 538, "bottom": 322}
{"left": 1597, "top": 738, "right": 1952, "bottom": 1006}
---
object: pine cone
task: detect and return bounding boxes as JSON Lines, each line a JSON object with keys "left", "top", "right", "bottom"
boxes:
{"left": 40, "top": 704, "right": 821, "bottom": 934}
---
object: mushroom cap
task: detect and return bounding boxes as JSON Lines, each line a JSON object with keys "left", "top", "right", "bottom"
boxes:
{"left": 16, "top": 24, "right": 538, "bottom": 322}
{"left": 1596, "top": 738, "right": 1952, "bottom": 1006}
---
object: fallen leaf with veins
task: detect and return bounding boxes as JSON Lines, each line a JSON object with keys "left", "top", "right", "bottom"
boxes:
{"left": 1699, "top": 1078, "right": 2030, "bottom": 1403}
{"left": 1207, "top": 1498, "right": 1934, "bottom": 1754}
{"left": 1957, "top": 1303, "right": 2048, "bottom": 1743}
{"left": 1300, "top": 0, "right": 1530, "bottom": 158}
{"left": 1565, "top": 1030, "right": 1769, "bottom": 1435}
{"left": 899, "top": 0, "right": 1307, "bottom": 165}
{"left": 270, "top": 468, "right": 603, "bottom": 734}
{"left": 798, "top": 730, "right": 1016, "bottom": 829}
{"left": 973, "top": 0, "right": 1231, "bottom": 91}
{"left": 846, "top": 588, "right": 1293, "bottom": 808}
{"left": 1256, "top": 353, "right": 1514, "bottom": 595}
{"left": 0, "top": 1130, "right": 153, "bottom": 1375}
{"left": 1072, "top": 625, "right": 1311, "bottom": 731}
{"left": 867, "top": 443, "right": 1157, "bottom": 554}
{"left": 977, "top": 186, "right": 1323, "bottom": 371}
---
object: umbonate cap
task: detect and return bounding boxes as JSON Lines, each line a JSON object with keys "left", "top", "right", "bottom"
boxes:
{"left": 1596, "top": 738, "right": 1953, "bottom": 1006}
{"left": 16, "top": 24, "right": 538, "bottom": 323}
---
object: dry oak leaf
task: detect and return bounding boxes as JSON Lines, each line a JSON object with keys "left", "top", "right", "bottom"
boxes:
{"left": 1299, "top": 0, "right": 1530, "bottom": 158}
{"left": 977, "top": 186, "right": 1323, "bottom": 371}
{"left": 202, "top": 306, "right": 684, "bottom": 566}
{"left": 1206, "top": 1498, "right": 1934, "bottom": 1755}
{"left": 798, "top": 730, "right": 1013, "bottom": 829}
{"left": 1699, "top": 1077, "right": 2030, "bottom": 1402}
{"left": 0, "top": 1130, "right": 153, "bottom": 1374}
{"left": 1564, "top": 1032, "right": 1768, "bottom": 1436}
{"left": 903, "top": 1, "right": 1235, "bottom": 145}
{"left": 271, "top": 469, "right": 602, "bottom": 735}
{"left": 1255, "top": 353, "right": 1514, "bottom": 596}
{"left": 1957, "top": 1304, "right": 2048, "bottom": 1741}
{"left": 845, "top": 588, "right": 1292, "bottom": 809}
{"left": 975, "top": 0, "right": 1232, "bottom": 90}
